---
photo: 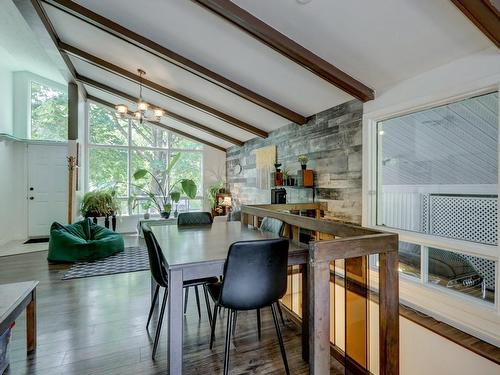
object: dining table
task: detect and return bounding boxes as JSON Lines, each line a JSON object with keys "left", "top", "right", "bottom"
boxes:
{"left": 151, "top": 221, "right": 308, "bottom": 375}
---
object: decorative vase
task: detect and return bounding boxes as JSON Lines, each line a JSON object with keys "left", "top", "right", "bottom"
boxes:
{"left": 174, "top": 209, "right": 179, "bottom": 218}
{"left": 160, "top": 211, "right": 171, "bottom": 219}
{"left": 143, "top": 212, "right": 150, "bottom": 220}
{"left": 275, "top": 172, "right": 284, "bottom": 186}
{"left": 301, "top": 164, "right": 307, "bottom": 170}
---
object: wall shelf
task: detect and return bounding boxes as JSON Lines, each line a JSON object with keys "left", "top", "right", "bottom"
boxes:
{"left": 0, "top": 133, "right": 68, "bottom": 145}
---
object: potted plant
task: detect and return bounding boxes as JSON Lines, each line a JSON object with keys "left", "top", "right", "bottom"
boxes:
{"left": 80, "top": 189, "right": 119, "bottom": 228}
{"left": 132, "top": 153, "right": 197, "bottom": 219}
{"left": 207, "top": 181, "right": 224, "bottom": 217}
{"left": 298, "top": 155, "right": 309, "bottom": 170}
{"left": 142, "top": 201, "right": 152, "bottom": 219}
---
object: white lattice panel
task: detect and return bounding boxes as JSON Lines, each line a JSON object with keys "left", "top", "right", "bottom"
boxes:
{"left": 429, "top": 195, "right": 497, "bottom": 245}
{"left": 462, "top": 255, "right": 496, "bottom": 291}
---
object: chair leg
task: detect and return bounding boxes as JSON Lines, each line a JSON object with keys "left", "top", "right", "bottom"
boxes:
{"left": 202, "top": 284, "right": 212, "bottom": 326}
{"left": 152, "top": 289, "right": 168, "bottom": 360}
{"left": 256, "top": 309, "right": 261, "bottom": 340}
{"left": 223, "top": 309, "right": 235, "bottom": 375}
{"left": 195, "top": 286, "right": 201, "bottom": 319}
{"left": 146, "top": 284, "right": 160, "bottom": 330}
{"left": 232, "top": 311, "right": 238, "bottom": 336}
{"left": 271, "top": 303, "right": 290, "bottom": 375}
{"left": 184, "top": 287, "right": 189, "bottom": 314}
{"left": 277, "top": 301, "right": 286, "bottom": 326}
{"left": 209, "top": 303, "right": 219, "bottom": 349}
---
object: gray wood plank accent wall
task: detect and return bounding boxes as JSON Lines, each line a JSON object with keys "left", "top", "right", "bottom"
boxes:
{"left": 226, "top": 100, "right": 363, "bottom": 224}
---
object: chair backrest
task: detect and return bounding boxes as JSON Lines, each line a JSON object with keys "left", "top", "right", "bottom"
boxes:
{"left": 142, "top": 224, "right": 168, "bottom": 287}
{"left": 218, "top": 238, "right": 289, "bottom": 310}
{"left": 259, "top": 217, "right": 285, "bottom": 236}
{"left": 177, "top": 212, "right": 213, "bottom": 226}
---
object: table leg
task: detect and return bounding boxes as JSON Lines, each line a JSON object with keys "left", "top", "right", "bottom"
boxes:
{"left": 167, "top": 269, "right": 184, "bottom": 375}
{"left": 26, "top": 289, "right": 37, "bottom": 354}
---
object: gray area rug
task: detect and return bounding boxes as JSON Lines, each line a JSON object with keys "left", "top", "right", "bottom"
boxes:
{"left": 62, "top": 246, "right": 149, "bottom": 280}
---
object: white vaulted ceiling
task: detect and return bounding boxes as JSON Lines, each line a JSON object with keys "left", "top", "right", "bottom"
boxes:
{"left": 24, "top": 0, "right": 497, "bottom": 150}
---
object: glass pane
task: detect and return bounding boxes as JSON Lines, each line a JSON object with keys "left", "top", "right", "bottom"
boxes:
{"left": 88, "top": 102, "right": 128, "bottom": 146}
{"left": 88, "top": 148, "right": 128, "bottom": 196}
{"left": 427, "top": 247, "right": 495, "bottom": 303}
{"left": 131, "top": 120, "right": 168, "bottom": 148}
{"left": 31, "top": 81, "right": 68, "bottom": 141}
{"left": 377, "top": 92, "right": 498, "bottom": 244}
{"left": 131, "top": 150, "right": 169, "bottom": 197}
{"left": 131, "top": 198, "right": 161, "bottom": 215}
{"left": 170, "top": 152, "right": 202, "bottom": 196}
{"left": 170, "top": 133, "right": 202, "bottom": 149}
{"left": 397, "top": 241, "right": 421, "bottom": 278}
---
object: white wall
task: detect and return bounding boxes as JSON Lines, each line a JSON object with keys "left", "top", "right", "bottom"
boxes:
{"left": 360, "top": 46, "right": 500, "bottom": 372}
{"left": 203, "top": 146, "right": 227, "bottom": 211}
{"left": 364, "top": 46, "right": 500, "bottom": 117}
{"left": 0, "top": 64, "right": 27, "bottom": 245}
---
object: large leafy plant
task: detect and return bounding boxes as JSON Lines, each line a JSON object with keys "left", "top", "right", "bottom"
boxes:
{"left": 81, "top": 189, "right": 119, "bottom": 217}
{"left": 131, "top": 153, "right": 197, "bottom": 214}
{"left": 206, "top": 181, "right": 224, "bottom": 210}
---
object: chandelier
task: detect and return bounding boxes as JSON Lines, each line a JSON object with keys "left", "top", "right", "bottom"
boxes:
{"left": 115, "top": 69, "right": 164, "bottom": 123}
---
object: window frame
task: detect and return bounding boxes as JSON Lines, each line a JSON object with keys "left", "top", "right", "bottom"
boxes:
{"left": 28, "top": 78, "right": 68, "bottom": 142}
{"left": 363, "top": 85, "right": 500, "bottom": 346}
{"left": 85, "top": 100, "right": 204, "bottom": 216}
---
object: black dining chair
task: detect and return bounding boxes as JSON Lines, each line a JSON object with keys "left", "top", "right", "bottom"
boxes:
{"left": 177, "top": 212, "right": 214, "bottom": 316}
{"left": 177, "top": 211, "right": 213, "bottom": 226}
{"left": 258, "top": 217, "right": 287, "bottom": 329}
{"left": 208, "top": 238, "right": 290, "bottom": 375}
{"left": 142, "top": 224, "right": 217, "bottom": 359}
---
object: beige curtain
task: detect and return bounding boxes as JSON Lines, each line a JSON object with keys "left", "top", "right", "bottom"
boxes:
{"left": 255, "top": 145, "right": 276, "bottom": 190}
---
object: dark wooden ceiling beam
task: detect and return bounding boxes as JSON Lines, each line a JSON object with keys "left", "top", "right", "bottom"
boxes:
{"left": 450, "top": 0, "right": 500, "bottom": 48}
{"left": 87, "top": 95, "right": 226, "bottom": 152}
{"left": 78, "top": 75, "right": 243, "bottom": 146}
{"left": 193, "top": 0, "right": 374, "bottom": 102}
{"left": 41, "top": 0, "right": 307, "bottom": 125}
{"left": 31, "top": 0, "right": 87, "bottom": 97}
{"left": 59, "top": 41, "right": 268, "bottom": 138}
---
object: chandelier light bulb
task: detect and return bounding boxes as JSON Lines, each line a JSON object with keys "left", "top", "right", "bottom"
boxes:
{"left": 153, "top": 108, "right": 164, "bottom": 118}
{"left": 115, "top": 104, "right": 128, "bottom": 117}
{"left": 137, "top": 101, "right": 149, "bottom": 112}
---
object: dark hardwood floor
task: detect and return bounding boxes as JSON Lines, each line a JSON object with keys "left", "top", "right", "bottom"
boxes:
{"left": 0, "top": 247, "right": 343, "bottom": 374}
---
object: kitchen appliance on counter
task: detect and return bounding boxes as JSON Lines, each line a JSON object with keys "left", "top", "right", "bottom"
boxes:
{"left": 271, "top": 188, "right": 287, "bottom": 204}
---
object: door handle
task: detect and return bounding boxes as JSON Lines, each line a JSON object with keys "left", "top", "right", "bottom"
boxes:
{"left": 29, "top": 187, "right": 34, "bottom": 191}
{"left": 29, "top": 197, "right": 34, "bottom": 200}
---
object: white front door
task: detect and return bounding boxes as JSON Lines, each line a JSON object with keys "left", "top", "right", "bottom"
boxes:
{"left": 27, "top": 144, "right": 68, "bottom": 238}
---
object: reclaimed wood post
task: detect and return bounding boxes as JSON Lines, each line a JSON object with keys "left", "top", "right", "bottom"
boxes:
{"left": 308, "top": 243, "right": 331, "bottom": 374}
{"left": 241, "top": 212, "right": 249, "bottom": 228}
{"left": 301, "top": 264, "right": 309, "bottom": 363}
{"left": 379, "top": 243, "right": 399, "bottom": 375}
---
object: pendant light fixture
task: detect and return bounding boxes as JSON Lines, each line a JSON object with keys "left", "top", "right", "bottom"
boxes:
{"left": 115, "top": 68, "right": 164, "bottom": 123}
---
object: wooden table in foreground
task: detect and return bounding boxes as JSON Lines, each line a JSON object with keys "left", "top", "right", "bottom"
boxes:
{"left": 151, "top": 222, "right": 308, "bottom": 375}
{"left": 0, "top": 281, "right": 38, "bottom": 354}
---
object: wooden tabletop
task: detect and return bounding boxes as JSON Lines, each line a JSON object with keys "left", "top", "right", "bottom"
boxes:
{"left": 0, "top": 281, "right": 38, "bottom": 323}
{"left": 151, "top": 221, "right": 307, "bottom": 269}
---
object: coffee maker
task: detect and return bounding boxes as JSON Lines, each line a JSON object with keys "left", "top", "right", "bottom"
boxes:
{"left": 271, "top": 188, "right": 287, "bottom": 204}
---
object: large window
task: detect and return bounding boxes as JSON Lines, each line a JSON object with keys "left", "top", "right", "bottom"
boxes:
{"left": 87, "top": 102, "right": 203, "bottom": 215}
{"left": 30, "top": 81, "right": 68, "bottom": 141}
{"left": 375, "top": 91, "right": 498, "bottom": 304}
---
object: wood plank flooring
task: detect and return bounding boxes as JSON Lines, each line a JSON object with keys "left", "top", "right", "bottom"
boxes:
{"left": 0, "top": 243, "right": 343, "bottom": 374}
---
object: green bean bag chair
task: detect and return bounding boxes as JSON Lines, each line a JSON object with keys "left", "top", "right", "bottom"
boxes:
{"left": 48, "top": 218, "right": 124, "bottom": 262}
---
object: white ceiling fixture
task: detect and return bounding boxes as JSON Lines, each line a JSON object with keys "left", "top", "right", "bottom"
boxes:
{"left": 115, "top": 68, "right": 165, "bottom": 123}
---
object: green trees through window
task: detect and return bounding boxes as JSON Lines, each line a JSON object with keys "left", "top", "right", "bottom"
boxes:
{"left": 30, "top": 81, "right": 68, "bottom": 141}
{"left": 87, "top": 102, "right": 203, "bottom": 215}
